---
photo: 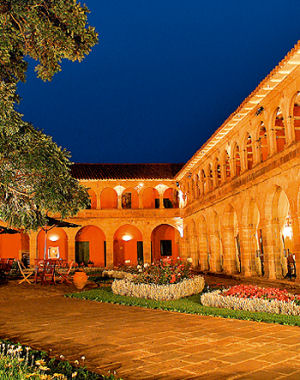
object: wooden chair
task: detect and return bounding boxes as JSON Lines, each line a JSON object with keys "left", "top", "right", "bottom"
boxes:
{"left": 17, "top": 260, "right": 35, "bottom": 284}
{"left": 35, "top": 259, "right": 56, "bottom": 285}
{"left": 56, "top": 261, "right": 74, "bottom": 284}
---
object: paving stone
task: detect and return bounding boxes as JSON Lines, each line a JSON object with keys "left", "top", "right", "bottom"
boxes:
{"left": 0, "top": 281, "right": 299, "bottom": 379}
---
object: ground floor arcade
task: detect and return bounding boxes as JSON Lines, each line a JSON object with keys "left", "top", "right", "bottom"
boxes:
{"left": 183, "top": 166, "right": 300, "bottom": 282}
{"left": 0, "top": 221, "right": 182, "bottom": 268}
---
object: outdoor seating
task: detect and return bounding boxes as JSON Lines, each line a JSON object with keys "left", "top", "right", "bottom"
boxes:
{"left": 17, "top": 260, "right": 35, "bottom": 284}
{"left": 56, "top": 260, "right": 74, "bottom": 284}
{"left": 35, "top": 259, "right": 56, "bottom": 285}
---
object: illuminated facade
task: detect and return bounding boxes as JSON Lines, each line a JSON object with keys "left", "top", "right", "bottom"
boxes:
{"left": 1, "top": 41, "right": 300, "bottom": 282}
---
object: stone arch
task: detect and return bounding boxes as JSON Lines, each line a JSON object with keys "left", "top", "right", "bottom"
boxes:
{"left": 274, "top": 107, "right": 286, "bottom": 153}
{"left": 222, "top": 204, "right": 240, "bottom": 273}
{"left": 37, "top": 228, "right": 68, "bottom": 260}
{"left": 100, "top": 188, "right": 118, "bottom": 209}
{"left": 0, "top": 231, "right": 29, "bottom": 261}
{"left": 75, "top": 225, "right": 106, "bottom": 266}
{"left": 142, "top": 187, "right": 159, "bottom": 209}
{"left": 151, "top": 224, "right": 180, "bottom": 262}
{"left": 87, "top": 189, "right": 97, "bottom": 209}
{"left": 273, "top": 187, "right": 291, "bottom": 278}
{"left": 113, "top": 224, "right": 143, "bottom": 266}
{"left": 242, "top": 198, "right": 262, "bottom": 276}
{"left": 264, "top": 186, "right": 292, "bottom": 279}
{"left": 163, "top": 188, "right": 179, "bottom": 208}
{"left": 121, "top": 188, "right": 139, "bottom": 209}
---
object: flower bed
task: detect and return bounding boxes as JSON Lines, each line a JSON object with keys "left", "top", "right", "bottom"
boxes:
{"left": 201, "top": 285, "right": 300, "bottom": 316}
{"left": 112, "top": 276, "right": 205, "bottom": 301}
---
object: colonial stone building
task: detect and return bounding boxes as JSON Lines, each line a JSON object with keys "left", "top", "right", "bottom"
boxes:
{"left": 1, "top": 41, "right": 300, "bottom": 282}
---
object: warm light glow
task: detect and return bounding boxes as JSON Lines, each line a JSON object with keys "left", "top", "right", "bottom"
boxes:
{"left": 49, "top": 234, "right": 59, "bottom": 242}
{"left": 282, "top": 225, "right": 293, "bottom": 239}
{"left": 122, "top": 234, "right": 132, "bottom": 241}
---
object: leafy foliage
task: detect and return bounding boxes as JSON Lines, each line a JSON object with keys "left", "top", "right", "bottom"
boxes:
{"left": 67, "top": 287, "right": 300, "bottom": 327}
{"left": 134, "top": 257, "right": 193, "bottom": 285}
{"left": 0, "top": 0, "right": 98, "bottom": 229}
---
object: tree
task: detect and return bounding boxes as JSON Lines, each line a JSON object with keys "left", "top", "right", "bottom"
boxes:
{"left": 0, "top": 0, "right": 98, "bottom": 230}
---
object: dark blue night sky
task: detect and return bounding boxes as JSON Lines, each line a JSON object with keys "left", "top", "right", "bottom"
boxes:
{"left": 17, "top": 0, "right": 300, "bottom": 164}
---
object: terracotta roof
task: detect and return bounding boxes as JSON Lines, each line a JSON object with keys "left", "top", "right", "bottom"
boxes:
{"left": 71, "top": 163, "right": 184, "bottom": 180}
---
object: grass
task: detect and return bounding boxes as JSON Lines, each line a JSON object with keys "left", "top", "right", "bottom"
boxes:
{"left": 66, "top": 287, "right": 300, "bottom": 327}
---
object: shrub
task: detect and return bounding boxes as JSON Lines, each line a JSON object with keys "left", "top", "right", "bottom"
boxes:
{"left": 201, "top": 285, "right": 300, "bottom": 316}
{"left": 112, "top": 276, "right": 205, "bottom": 301}
{"left": 134, "top": 257, "right": 193, "bottom": 285}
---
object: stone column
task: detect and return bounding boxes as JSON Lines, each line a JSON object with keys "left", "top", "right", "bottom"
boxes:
{"left": 269, "top": 127, "right": 277, "bottom": 156}
{"left": 66, "top": 229, "right": 78, "bottom": 262}
{"left": 117, "top": 194, "right": 122, "bottom": 209}
{"left": 96, "top": 190, "right": 101, "bottom": 209}
{"left": 239, "top": 226, "right": 255, "bottom": 277}
{"left": 143, "top": 230, "right": 152, "bottom": 265}
{"left": 260, "top": 220, "right": 276, "bottom": 280}
{"left": 222, "top": 227, "right": 237, "bottom": 274}
{"left": 105, "top": 234, "right": 114, "bottom": 268}
{"left": 159, "top": 193, "right": 164, "bottom": 209}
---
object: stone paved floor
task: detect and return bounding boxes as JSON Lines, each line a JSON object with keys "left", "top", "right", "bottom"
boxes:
{"left": 0, "top": 281, "right": 299, "bottom": 379}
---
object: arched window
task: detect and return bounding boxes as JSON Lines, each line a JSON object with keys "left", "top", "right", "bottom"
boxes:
{"left": 246, "top": 134, "right": 253, "bottom": 170}
{"left": 202, "top": 169, "right": 207, "bottom": 194}
{"left": 208, "top": 164, "right": 213, "bottom": 190}
{"left": 234, "top": 145, "right": 241, "bottom": 176}
{"left": 224, "top": 151, "right": 230, "bottom": 179}
{"left": 293, "top": 92, "right": 300, "bottom": 142}
{"left": 258, "top": 123, "right": 269, "bottom": 162}
{"left": 215, "top": 160, "right": 221, "bottom": 186}
{"left": 274, "top": 107, "right": 286, "bottom": 153}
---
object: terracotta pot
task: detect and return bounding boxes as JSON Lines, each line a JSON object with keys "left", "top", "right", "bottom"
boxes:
{"left": 73, "top": 271, "right": 88, "bottom": 290}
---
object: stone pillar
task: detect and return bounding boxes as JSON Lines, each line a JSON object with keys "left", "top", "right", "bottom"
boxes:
{"left": 138, "top": 192, "right": 143, "bottom": 209}
{"left": 66, "top": 229, "right": 78, "bottom": 262}
{"left": 240, "top": 149, "right": 247, "bottom": 173}
{"left": 106, "top": 235, "right": 114, "bottom": 268}
{"left": 260, "top": 220, "right": 277, "bottom": 280}
{"left": 222, "top": 227, "right": 237, "bottom": 274}
{"left": 159, "top": 193, "right": 164, "bottom": 209}
{"left": 96, "top": 190, "right": 101, "bottom": 209}
{"left": 29, "top": 231, "right": 38, "bottom": 267}
{"left": 143, "top": 231, "right": 152, "bottom": 265}
{"left": 117, "top": 194, "right": 122, "bottom": 209}
{"left": 286, "top": 114, "right": 295, "bottom": 145}
{"left": 269, "top": 127, "right": 277, "bottom": 156}
{"left": 239, "top": 226, "right": 255, "bottom": 277}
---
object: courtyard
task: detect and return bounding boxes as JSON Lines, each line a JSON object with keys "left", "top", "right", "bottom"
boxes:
{"left": 0, "top": 277, "right": 300, "bottom": 379}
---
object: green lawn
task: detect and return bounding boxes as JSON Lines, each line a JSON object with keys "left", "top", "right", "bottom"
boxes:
{"left": 66, "top": 287, "right": 300, "bottom": 327}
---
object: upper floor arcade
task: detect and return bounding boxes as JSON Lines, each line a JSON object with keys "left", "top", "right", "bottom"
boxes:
{"left": 71, "top": 163, "right": 184, "bottom": 216}
{"left": 177, "top": 42, "right": 300, "bottom": 211}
